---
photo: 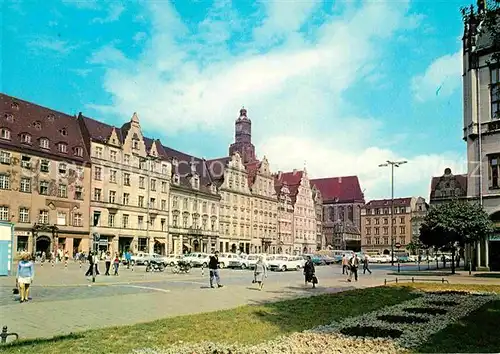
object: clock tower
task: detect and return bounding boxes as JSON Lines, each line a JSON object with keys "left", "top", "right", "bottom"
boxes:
{"left": 229, "top": 107, "right": 256, "bottom": 164}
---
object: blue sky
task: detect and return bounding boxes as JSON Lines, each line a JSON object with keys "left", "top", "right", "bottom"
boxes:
{"left": 2, "top": 0, "right": 469, "bottom": 201}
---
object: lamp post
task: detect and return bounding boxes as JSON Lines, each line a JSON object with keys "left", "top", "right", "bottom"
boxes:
{"left": 379, "top": 160, "right": 407, "bottom": 266}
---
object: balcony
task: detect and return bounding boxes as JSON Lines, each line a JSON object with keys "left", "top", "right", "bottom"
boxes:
{"left": 488, "top": 120, "right": 500, "bottom": 133}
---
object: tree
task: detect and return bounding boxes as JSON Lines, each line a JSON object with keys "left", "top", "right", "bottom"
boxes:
{"left": 419, "top": 200, "right": 493, "bottom": 274}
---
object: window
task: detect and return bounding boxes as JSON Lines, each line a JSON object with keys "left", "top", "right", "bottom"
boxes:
{"left": 172, "top": 215, "right": 178, "bottom": 227}
{"left": 151, "top": 179, "right": 156, "bottom": 191}
{"left": 59, "top": 163, "right": 67, "bottom": 176}
{"left": 0, "top": 128, "right": 11, "bottom": 140}
{"left": 150, "top": 197, "right": 155, "bottom": 209}
{"left": 211, "top": 219, "right": 216, "bottom": 231}
{"left": 375, "top": 218, "right": 379, "bottom": 225}
{"left": 173, "top": 174, "right": 180, "bottom": 184}
{"left": 138, "top": 216, "right": 144, "bottom": 229}
{"left": 132, "top": 139, "right": 139, "bottom": 150}
{"left": 162, "top": 164, "right": 168, "bottom": 174}
{"left": 93, "top": 211, "right": 101, "bottom": 226}
{"left": 0, "top": 175, "right": 10, "bottom": 189}
{"left": 202, "top": 202, "right": 207, "bottom": 213}
{"left": 58, "top": 184, "right": 67, "bottom": 198}
{"left": 211, "top": 203, "right": 216, "bottom": 214}
{"left": 109, "top": 191, "right": 116, "bottom": 203}
{"left": 383, "top": 226, "right": 388, "bottom": 235}
{"left": 489, "top": 155, "right": 500, "bottom": 189}
{"left": 95, "top": 146, "right": 103, "bottom": 158}
{"left": 400, "top": 217, "right": 404, "bottom": 224}
{"left": 183, "top": 215, "right": 188, "bottom": 228}
{"left": 384, "top": 218, "right": 388, "bottom": 224}
{"left": 375, "top": 237, "right": 380, "bottom": 245}
{"left": 0, "top": 151, "right": 11, "bottom": 164}
{"left": 74, "top": 186, "right": 83, "bottom": 200}
{"left": 374, "top": 227, "right": 379, "bottom": 235}
{"left": 94, "top": 188, "right": 102, "bottom": 201}
{"left": 399, "top": 236, "right": 405, "bottom": 244}
{"left": 124, "top": 154, "right": 130, "bottom": 164}
{"left": 58, "top": 143, "right": 68, "bottom": 153}
{"left": 123, "top": 173, "right": 130, "bottom": 186}
{"left": 161, "top": 199, "right": 166, "bottom": 210}
{"left": 59, "top": 128, "right": 67, "bottom": 136}
{"left": 39, "top": 210, "right": 49, "bottom": 224}
{"left": 108, "top": 213, "right": 115, "bottom": 227}
{"left": 138, "top": 196, "right": 144, "bottom": 207}
{"left": 57, "top": 211, "right": 67, "bottom": 225}
{"left": 19, "top": 208, "right": 29, "bottom": 223}
{"left": 21, "top": 155, "right": 31, "bottom": 169}
{"left": 40, "top": 160, "right": 49, "bottom": 172}
{"left": 20, "top": 133, "right": 32, "bottom": 144}
{"left": 123, "top": 193, "right": 129, "bottom": 205}
{"left": 383, "top": 237, "right": 389, "bottom": 244}
{"left": 173, "top": 196, "right": 179, "bottom": 208}
{"left": 122, "top": 214, "right": 129, "bottom": 228}
{"left": 110, "top": 150, "right": 117, "bottom": 162}
{"left": 365, "top": 219, "right": 371, "bottom": 225}
{"left": 161, "top": 181, "right": 167, "bottom": 193}
{"left": 183, "top": 198, "right": 188, "bottom": 209}
{"left": 139, "top": 176, "right": 145, "bottom": 188}
{"left": 39, "top": 181, "right": 49, "bottom": 195}
{"left": 40, "top": 138, "right": 50, "bottom": 149}
{"left": 491, "top": 66, "right": 500, "bottom": 118}
{"left": 0, "top": 206, "right": 9, "bottom": 221}
{"left": 400, "top": 226, "right": 406, "bottom": 234}
{"left": 74, "top": 147, "right": 83, "bottom": 157}
{"left": 73, "top": 213, "right": 82, "bottom": 227}
{"left": 94, "top": 167, "right": 102, "bottom": 180}
{"left": 161, "top": 218, "right": 166, "bottom": 231}
{"left": 110, "top": 170, "right": 117, "bottom": 183}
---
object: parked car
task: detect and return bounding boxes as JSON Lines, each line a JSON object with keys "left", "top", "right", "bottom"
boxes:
{"left": 218, "top": 253, "right": 242, "bottom": 268}
{"left": 397, "top": 255, "right": 410, "bottom": 263}
{"left": 183, "top": 253, "right": 210, "bottom": 267}
{"left": 228, "top": 254, "right": 250, "bottom": 269}
{"left": 163, "top": 254, "right": 184, "bottom": 266}
{"left": 130, "top": 252, "right": 151, "bottom": 266}
{"left": 246, "top": 254, "right": 264, "bottom": 269}
{"left": 268, "top": 255, "right": 305, "bottom": 272}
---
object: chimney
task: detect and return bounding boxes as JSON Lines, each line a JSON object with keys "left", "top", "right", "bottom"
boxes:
{"left": 278, "top": 171, "right": 282, "bottom": 180}
{"left": 293, "top": 168, "right": 297, "bottom": 175}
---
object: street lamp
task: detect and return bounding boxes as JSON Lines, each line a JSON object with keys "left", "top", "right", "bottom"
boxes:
{"left": 379, "top": 160, "right": 407, "bottom": 266}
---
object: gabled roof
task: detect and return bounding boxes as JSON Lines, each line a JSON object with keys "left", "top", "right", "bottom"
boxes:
{"left": 429, "top": 169, "right": 467, "bottom": 201}
{"left": 245, "top": 160, "right": 261, "bottom": 188}
{"left": 310, "top": 176, "right": 364, "bottom": 203}
{"left": 274, "top": 170, "right": 304, "bottom": 204}
{"left": 0, "top": 93, "right": 90, "bottom": 163}
{"left": 365, "top": 197, "right": 412, "bottom": 208}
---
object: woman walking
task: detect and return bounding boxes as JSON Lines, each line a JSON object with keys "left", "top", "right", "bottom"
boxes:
{"left": 253, "top": 256, "right": 267, "bottom": 290}
{"left": 113, "top": 253, "right": 120, "bottom": 276}
{"left": 17, "top": 252, "right": 35, "bottom": 303}
{"left": 304, "top": 256, "right": 316, "bottom": 289}
{"left": 104, "top": 251, "right": 111, "bottom": 276}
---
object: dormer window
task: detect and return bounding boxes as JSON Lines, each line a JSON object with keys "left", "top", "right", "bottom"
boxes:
{"left": 40, "top": 138, "right": 50, "bottom": 149}
{"left": 173, "top": 174, "right": 180, "bottom": 185}
{"left": 47, "top": 114, "right": 55, "bottom": 122}
{"left": 33, "top": 121, "right": 42, "bottom": 130}
{"left": 0, "top": 128, "right": 11, "bottom": 140}
{"left": 192, "top": 176, "right": 200, "bottom": 190}
{"left": 172, "top": 157, "right": 178, "bottom": 166}
{"left": 4, "top": 114, "right": 14, "bottom": 122}
{"left": 59, "top": 128, "right": 67, "bottom": 136}
{"left": 20, "top": 133, "right": 32, "bottom": 144}
{"left": 58, "top": 143, "right": 68, "bottom": 153}
{"left": 74, "top": 146, "right": 83, "bottom": 157}
{"left": 132, "top": 139, "right": 139, "bottom": 150}
{"left": 11, "top": 102, "right": 19, "bottom": 110}
{"left": 210, "top": 184, "right": 217, "bottom": 194}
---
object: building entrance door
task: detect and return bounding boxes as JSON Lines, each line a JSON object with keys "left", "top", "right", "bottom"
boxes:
{"left": 35, "top": 236, "right": 51, "bottom": 257}
{"left": 489, "top": 240, "right": 500, "bottom": 271}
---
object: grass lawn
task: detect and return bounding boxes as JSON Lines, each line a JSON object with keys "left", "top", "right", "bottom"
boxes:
{"left": 395, "top": 282, "right": 500, "bottom": 294}
{"left": 1, "top": 287, "right": 417, "bottom": 354}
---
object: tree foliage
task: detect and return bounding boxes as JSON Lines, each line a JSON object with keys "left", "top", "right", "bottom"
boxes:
{"left": 419, "top": 200, "right": 494, "bottom": 250}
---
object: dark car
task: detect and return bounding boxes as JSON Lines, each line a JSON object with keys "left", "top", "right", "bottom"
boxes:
{"left": 398, "top": 255, "right": 410, "bottom": 263}
{"left": 320, "top": 255, "right": 336, "bottom": 265}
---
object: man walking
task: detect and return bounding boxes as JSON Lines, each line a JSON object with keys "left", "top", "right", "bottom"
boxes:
{"left": 208, "top": 251, "right": 223, "bottom": 288}
{"left": 347, "top": 253, "right": 360, "bottom": 282}
{"left": 342, "top": 255, "right": 349, "bottom": 275}
{"left": 85, "top": 251, "right": 94, "bottom": 277}
{"left": 363, "top": 255, "right": 372, "bottom": 274}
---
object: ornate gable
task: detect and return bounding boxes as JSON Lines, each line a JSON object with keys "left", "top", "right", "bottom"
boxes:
{"left": 107, "top": 128, "right": 122, "bottom": 147}
{"left": 122, "top": 112, "right": 147, "bottom": 157}
{"left": 259, "top": 156, "right": 272, "bottom": 176}
{"left": 229, "top": 152, "right": 246, "bottom": 171}
{"left": 149, "top": 140, "right": 159, "bottom": 158}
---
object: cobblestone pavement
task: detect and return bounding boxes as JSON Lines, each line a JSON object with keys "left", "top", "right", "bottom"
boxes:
{"left": 0, "top": 262, "right": 498, "bottom": 340}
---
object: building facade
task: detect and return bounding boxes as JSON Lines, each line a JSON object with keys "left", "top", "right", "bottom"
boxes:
{"left": 275, "top": 169, "right": 317, "bottom": 254}
{"left": 312, "top": 185, "right": 323, "bottom": 250}
{"left": 462, "top": 5, "right": 500, "bottom": 270}
{"left": 275, "top": 181, "right": 294, "bottom": 254}
{"left": 311, "top": 176, "right": 365, "bottom": 250}
{"left": 78, "top": 113, "right": 171, "bottom": 255}
{"left": 429, "top": 168, "right": 468, "bottom": 206}
{"left": 0, "top": 94, "right": 91, "bottom": 257}
{"left": 361, "top": 197, "right": 426, "bottom": 255}
{"left": 166, "top": 147, "right": 220, "bottom": 255}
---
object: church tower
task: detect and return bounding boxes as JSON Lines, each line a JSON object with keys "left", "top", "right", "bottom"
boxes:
{"left": 229, "top": 107, "right": 256, "bottom": 164}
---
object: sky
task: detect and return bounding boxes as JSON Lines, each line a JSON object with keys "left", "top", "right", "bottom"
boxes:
{"left": 1, "top": 0, "right": 470, "bottom": 201}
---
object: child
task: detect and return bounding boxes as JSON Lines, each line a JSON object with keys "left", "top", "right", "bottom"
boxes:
{"left": 113, "top": 254, "right": 120, "bottom": 276}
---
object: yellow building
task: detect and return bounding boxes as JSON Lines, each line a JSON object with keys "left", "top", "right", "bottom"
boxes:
{"left": 0, "top": 93, "right": 91, "bottom": 257}
{"left": 78, "top": 112, "right": 171, "bottom": 255}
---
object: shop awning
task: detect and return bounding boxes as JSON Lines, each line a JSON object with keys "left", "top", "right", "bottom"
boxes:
{"left": 154, "top": 238, "right": 165, "bottom": 244}
{"left": 183, "top": 243, "right": 192, "bottom": 249}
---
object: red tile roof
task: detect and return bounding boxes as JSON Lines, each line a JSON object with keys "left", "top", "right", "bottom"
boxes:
{"left": 274, "top": 170, "right": 304, "bottom": 204}
{"left": 365, "top": 197, "right": 412, "bottom": 208}
{"left": 310, "top": 176, "right": 364, "bottom": 203}
{"left": 245, "top": 160, "right": 261, "bottom": 187}
{"left": 0, "top": 93, "right": 90, "bottom": 163}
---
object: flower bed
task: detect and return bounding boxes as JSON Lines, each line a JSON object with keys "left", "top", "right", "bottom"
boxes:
{"left": 133, "top": 291, "right": 499, "bottom": 354}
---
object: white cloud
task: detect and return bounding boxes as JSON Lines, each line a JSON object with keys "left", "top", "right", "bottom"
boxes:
{"left": 88, "top": 0, "right": 463, "bottom": 200}
{"left": 91, "top": 3, "right": 125, "bottom": 24}
{"left": 411, "top": 49, "right": 462, "bottom": 102}
{"left": 28, "top": 36, "right": 79, "bottom": 55}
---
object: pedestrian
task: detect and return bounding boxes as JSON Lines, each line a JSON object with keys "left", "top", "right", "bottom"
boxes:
{"left": 208, "top": 251, "right": 223, "bottom": 288}
{"left": 93, "top": 252, "right": 100, "bottom": 275}
{"left": 348, "top": 253, "right": 360, "bottom": 282}
{"left": 17, "top": 252, "right": 35, "bottom": 303}
{"left": 342, "top": 255, "right": 349, "bottom": 274}
{"left": 113, "top": 253, "right": 120, "bottom": 276}
{"left": 104, "top": 251, "right": 111, "bottom": 276}
{"left": 304, "top": 256, "right": 316, "bottom": 288}
{"left": 125, "top": 250, "right": 132, "bottom": 269}
{"left": 363, "top": 255, "right": 372, "bottom": 274}
{"left": 85, "top": 251, "right": 94, "bottom": 277}
{"left": 253, "top": 255, "right": 267, "bottom": 290}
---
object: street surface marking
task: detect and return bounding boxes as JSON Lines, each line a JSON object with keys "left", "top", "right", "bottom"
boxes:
{"left": 116, "top": 285, "right": 171, "bottom": 293}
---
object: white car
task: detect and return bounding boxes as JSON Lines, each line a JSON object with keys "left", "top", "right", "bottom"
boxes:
{"left": 130, "top": 252, "right": 151, "bottom": 265}
{"left": 268, "top": 255, "right": 305, "bottom": 272}
{"left": 183, "top": 253, "right": 210, "bottom": 267}
{"left": 228, "top": 254, "right": 250, "bottom": 269}
{"left": 371, "top": 255, "right": 392, "bottom": 263}
{"left": 218, "top": 253, "right": 241, "bottom": 268}
{"left": 163, "top": 254, "right": 184, "bottom": 266}
{"left": 246, "top": 254, "right": 261, "bottom": 269}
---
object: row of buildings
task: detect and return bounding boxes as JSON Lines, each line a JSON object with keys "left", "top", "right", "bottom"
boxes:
{"left": 0, "top": 93, "right": 368, "bottom": 257}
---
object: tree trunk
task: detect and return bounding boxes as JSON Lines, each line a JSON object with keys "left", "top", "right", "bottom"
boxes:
{"left": 451, "top": 247, "right": 456, "bottom": 275}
